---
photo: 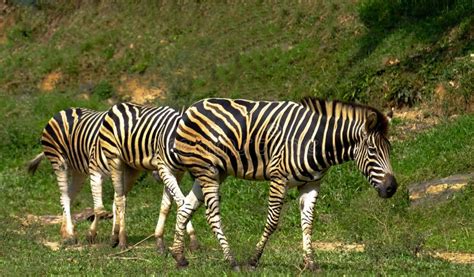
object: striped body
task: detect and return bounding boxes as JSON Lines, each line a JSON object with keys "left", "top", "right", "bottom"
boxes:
{"left": 95, "top": 103, "right": 198, "bottom": 250}
{"left": 36, "top": 108, "right": 108, "bottom": 243}
{"left": 42, "top": 108, "right": 107, "bottom": 174}
{"left": 171, "top": 98, "right": 397, "bottom": 269}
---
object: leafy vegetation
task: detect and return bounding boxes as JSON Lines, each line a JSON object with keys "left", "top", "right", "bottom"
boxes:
{"left": 0, "top": 1, "right": 473, "bottom": 275}
{"left": 0, "top": 1, "right": 472, "bottom": 109}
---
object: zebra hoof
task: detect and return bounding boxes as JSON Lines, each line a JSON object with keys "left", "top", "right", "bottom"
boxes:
{"left": 156, "top": 238, "right": 166, "bottom": 255}
{"left": 119, "top": 242, "right": 127, "bottom": 251}
{"left": 248, "top": 259, "right": 258, "bottom": 270}
{"left": 86, "top": 232, "right": 97, "bottom": 244}
{"left": 171, "top": 251, "right": 189, "bottom": 268}
{"left": 188, "top": 239, "right": 200, "bottom": 252}
{"left": 301, "top": 260, "right": 321, "bottom": 272}
{"left": 62, "top": 236, "right": 78, "bottom": 246}
{"left": 230, "top": 261, "right": 241, "bottom": 272}
{"left": 110, "top": 234, "right": 119, "bottom": 248}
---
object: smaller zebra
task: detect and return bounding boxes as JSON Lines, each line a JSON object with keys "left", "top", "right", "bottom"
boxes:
{"left": 27, "top": 108, "right": 108, "bottom": 244}
{"left": 93, "top": 102, "right": 199, "bottom": 251}
{"left": 28, "top": 107, "right": 196, "bottom": 247}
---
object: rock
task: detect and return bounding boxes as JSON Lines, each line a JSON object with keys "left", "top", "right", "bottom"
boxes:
{"left": 408, "top": 173, "right": 473, "bottom": 207}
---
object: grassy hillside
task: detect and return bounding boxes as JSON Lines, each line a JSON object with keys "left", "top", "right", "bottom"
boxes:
{"left": 0, "top": 0, "right": 473, "bottom": 275}
{"left": 0, "top": 1, "right": 472, "bottom": 111}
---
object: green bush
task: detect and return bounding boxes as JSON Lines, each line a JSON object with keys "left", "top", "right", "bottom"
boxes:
{"left": 92, "top": 80, "right": 114, "bottom": 100}
{"left": 357, "top": 0, "right": 471, "bottom": 30}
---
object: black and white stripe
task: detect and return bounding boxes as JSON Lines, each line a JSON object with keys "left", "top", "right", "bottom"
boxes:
{"left": 94, "top": 102, "right": 198, "bottom": 251}
{"left": 27, "top": 108, "right": 108, "bottom": 244}
{"left": 170, "top": 97, "right": 397, "bottom": 270}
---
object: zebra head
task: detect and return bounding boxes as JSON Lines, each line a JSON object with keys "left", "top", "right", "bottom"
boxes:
{"left": 354, "top": 110, "right": 397, "bottom": 198}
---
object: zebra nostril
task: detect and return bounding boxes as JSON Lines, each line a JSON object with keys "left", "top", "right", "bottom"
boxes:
{"left": 386, "top": 185, "right": 393, "bottom": 193}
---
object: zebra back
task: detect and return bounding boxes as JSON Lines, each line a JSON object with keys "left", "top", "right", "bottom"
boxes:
{"left": 41, "top": 108, "right": 107, "bottom": 173}
{"left": 97, "top": 102, "right": 182, "bottom": 172}
{"left": 175, "top": 98, "right": 392, "bottom": 184}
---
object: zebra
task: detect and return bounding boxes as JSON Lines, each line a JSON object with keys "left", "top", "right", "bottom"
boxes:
{"left": 169, "top": 97, "right": 397, "bottom": 271}
{"left": 27, "top": 108, "right": 109, "bottom": 244}
{"left": 94, "top": 102, "right": 199, "bottom": 251}
{"left": 27, "top": 107, "right": 196, "bottom": 249}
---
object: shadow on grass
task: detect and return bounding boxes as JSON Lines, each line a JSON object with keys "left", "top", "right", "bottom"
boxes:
{"left": 352, "top": 0, "right": 473, "bottom": 62}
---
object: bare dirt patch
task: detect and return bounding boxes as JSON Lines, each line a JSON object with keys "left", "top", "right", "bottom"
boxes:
{"left": 389, "top": 107, "right": 441, "bottom": 142}
{"left": 118, "top": 76, "right": 166, "bottom": 104}
{"left": 313, "top": 241, "right": 365, "bottom": 252}
{"left": 14, "top": 207, "right": 112, "bottom": 227}
{"left": 0, "top": 15, "right": 6, "bottom": 44}
{"left": 431, "top": 251, "right": 474, "bottom": 264}
{"left": 39, "top": 71, "right": 63, "bottom": 92}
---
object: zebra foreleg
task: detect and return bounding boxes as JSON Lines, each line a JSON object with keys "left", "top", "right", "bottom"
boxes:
{"left": 298, "top": 182, "right": 320, "bottom": 272}
{"left": 170, "top": 181, "right": 204, "bottom": 268}
{"left": 249, "top": 179, "right": 287, "bottom": 269}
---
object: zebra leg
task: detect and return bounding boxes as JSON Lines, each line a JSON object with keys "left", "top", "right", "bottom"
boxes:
{"left": 58, "top": 170, "right": 86, "bottom": 245}
{"left": 117, "top": 165, "right": 140, "bottom": 250}
{"left": 86, "top": 171, "right": 106, "bottom": 244}
{"left": 154, "top": 186, "right": 172, "bottom": 254}
{"left": 154, "top": 166, "right": 199, "bottom": 253}
{"left": 298, "top": 182, "right": 320, "bottom": 271}
{"left": 55, "top": 166, "right": 78, "bottom": 245}
{"left": 200, "top": 177, "right": 238, "bottom": 270}
{"left": 109, "top": 158, "right": 124, "bottom": 248}
{"left": 249, "top": 179, "right": 287, "bottom": 269}
{"left": 170, "top": 180, "right": 204, "bottom": 268}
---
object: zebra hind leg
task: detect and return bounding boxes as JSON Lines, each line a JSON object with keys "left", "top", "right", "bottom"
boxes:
{"left": 170, "top": 181, "right": 204, "bottom": 268}
{"left": 199, "top": 177, "right": 238, "bottom": 270}
{"left": 298, "top": 182, "right": 321, "bottom": 272}
{"left": 86, "top": 171, "right": 106, "bottom": 244}
{"left": 115, "top": 164, "right": 140, "bottom": 250}
{"left": 56, "top": 167, "right": 76, "bottom": 245}
{"left": 248, "top": 179, "right": 288, "bottom": 269}
{"left": 109, "top": 158, "right": 125, "bottom": 248}
{"left": 58, "top": 169, "right": 87, "bottom": 245}
{"left": 154, "top": 186, "right": 172, "bottom": 254}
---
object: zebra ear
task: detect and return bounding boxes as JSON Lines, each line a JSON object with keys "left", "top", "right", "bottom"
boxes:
{"left": 365, "top": 111, "right": 378, "bottom": 132}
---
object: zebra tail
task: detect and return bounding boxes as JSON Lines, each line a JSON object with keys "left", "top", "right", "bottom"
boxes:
{"left": 27, "top": 152, "right": 46, "bottom": 175}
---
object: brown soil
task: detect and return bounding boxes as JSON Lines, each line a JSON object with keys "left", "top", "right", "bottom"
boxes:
{"left": 313, "top": 241, "right": 364, "bottom": 252}
{"left": 431, "top": 251, "right": 474, "bottom": 264}
{"left": 14, "top": 207, "right": 112, "bottom": 227}
{"left": 118, "top": 76, "right": 166, "bottom": 104}
{"left": 389, "top": 107, "right": 441, "bottom": 142}
{"left": 39, "top": 71, "right": 63, "bottom": 92}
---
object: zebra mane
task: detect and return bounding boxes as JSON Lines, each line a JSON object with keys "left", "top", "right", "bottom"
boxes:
{"left": 178, "top": 106, "right": 187, "bottom": 116}
{"left": 300, "top": 97, "right": 389, "bottom": 136}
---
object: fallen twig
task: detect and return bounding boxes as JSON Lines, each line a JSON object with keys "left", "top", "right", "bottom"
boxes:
{"left": 108, "top": 233, "right": 155, "bottom": 257}
{"left": 108, "top": 256, "right": 152, "bottom": 263}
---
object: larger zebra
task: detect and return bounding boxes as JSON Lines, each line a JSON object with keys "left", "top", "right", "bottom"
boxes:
{"left": 27, "top": 106, "right": 197, "bottom": 248}
{"left": 170, "top": 97, "right": 397, "bottom": 270}
{"left": 94, "top": 102, "right": 198, "bottom": 251}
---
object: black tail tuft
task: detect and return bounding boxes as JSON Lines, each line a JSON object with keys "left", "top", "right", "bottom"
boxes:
{"left": 27, "top": 153, "right": 45, "bottom": 175}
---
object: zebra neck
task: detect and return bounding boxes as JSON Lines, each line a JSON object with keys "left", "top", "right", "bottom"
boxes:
{"left": 307, "top": 113, "right": 364, "bottom": 170}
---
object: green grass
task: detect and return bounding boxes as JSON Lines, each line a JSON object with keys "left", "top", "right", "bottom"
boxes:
{"left": 0, "top": 93, "right": 472, "bottom": 275}
{"left": 0, "top": 1, "right": 472, "bottom": 109}
{"left": 0, "top": 1, "right": 473, "bottom": 275}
